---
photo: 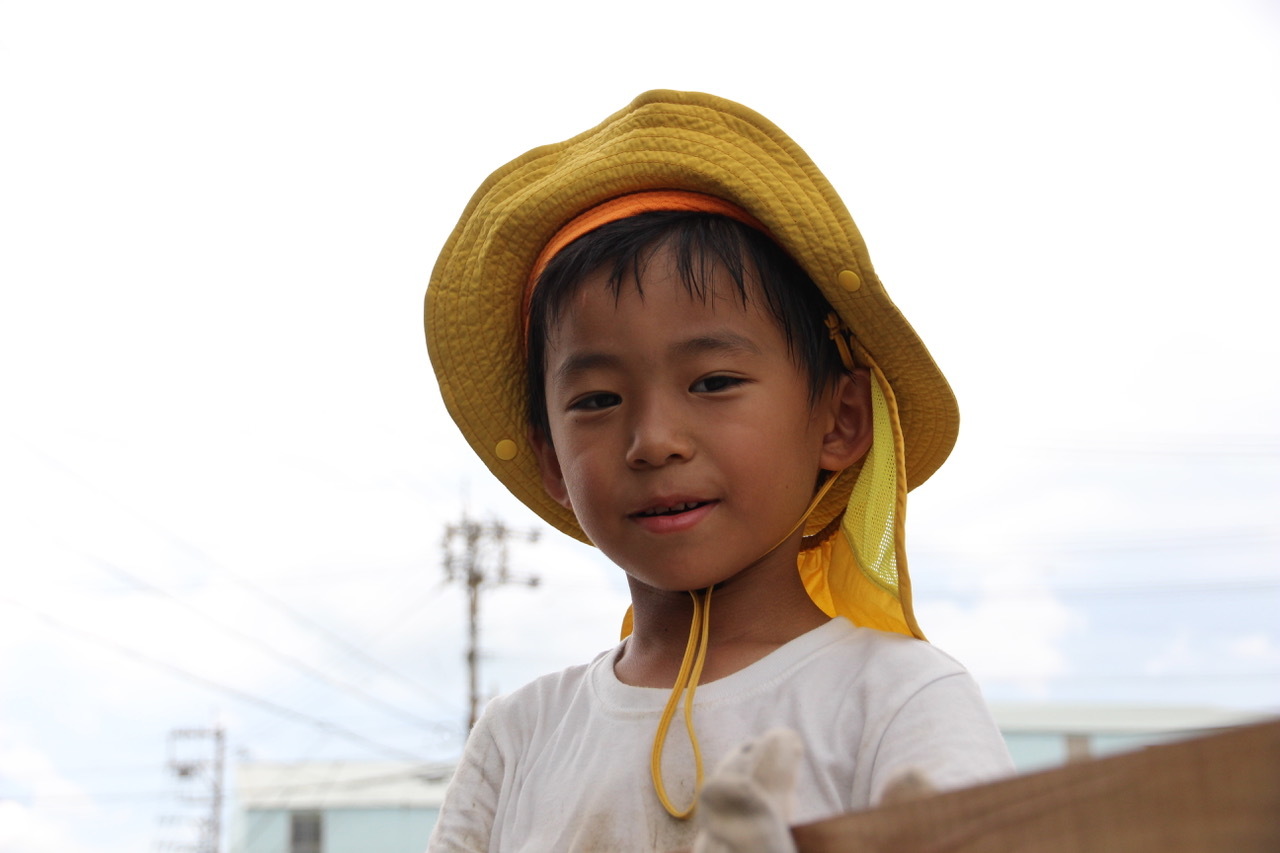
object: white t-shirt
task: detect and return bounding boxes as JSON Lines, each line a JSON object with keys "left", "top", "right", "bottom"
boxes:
{"left": 428, "top": 617, "right": 1013, "bottom": 852}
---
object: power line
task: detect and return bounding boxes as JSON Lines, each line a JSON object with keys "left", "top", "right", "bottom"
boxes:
{"left": 1017, "top": 435, "right": 1280, "bottom": 457}
{"left": 360, "top": 575, "right": 452, "bottom": 652}
{"left": 3, "top": 595, "right": 434, "bottom": 762}
{"left": 914, "top": 528, "right": 1278, "bottom": 562}
{"left": 918, "top": 578, "right": 1280, "bottom": 601}
{"left": 1053, "top": 532, "right": 1278, "bottom": 556}
{"left": 1, "top": 766, "right": 454, "bottom": 808}
{"left": 21, "top": 434, "right": 449, "bottom": 703}
{"left": 188, "top": 556, "right": 450, "bottom": 702}
{"left": 0, "top": 790, "right": 174, "bottom": 807}
{"left": 77, "top": 552, "right": 454, "bottom": 735}
{"left": 63, "top": 560, "right": 433, "bottom": 597}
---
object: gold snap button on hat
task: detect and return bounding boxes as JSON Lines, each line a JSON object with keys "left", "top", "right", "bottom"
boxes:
{"left": 838, "top": 269, "right": 862, "bottom": 292}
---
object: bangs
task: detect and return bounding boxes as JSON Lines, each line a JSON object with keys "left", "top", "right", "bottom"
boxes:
{"left": 526, "top": 212, "right": 846, "bottom": 441}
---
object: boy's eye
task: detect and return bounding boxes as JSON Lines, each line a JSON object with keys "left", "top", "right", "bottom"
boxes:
{"left": 569, "top": 392, "right": 622, "bottom": 411}
{"left": 691, "top": 375, "right": 745, "bottom": 393}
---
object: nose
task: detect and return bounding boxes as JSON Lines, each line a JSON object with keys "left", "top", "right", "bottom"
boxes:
{"left": 625, "top": 394, "right": 694, "bottom": 469}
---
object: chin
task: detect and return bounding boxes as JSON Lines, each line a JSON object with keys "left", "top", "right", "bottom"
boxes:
{"left": 627, "top": 569, "right": 735, "bottom": 595}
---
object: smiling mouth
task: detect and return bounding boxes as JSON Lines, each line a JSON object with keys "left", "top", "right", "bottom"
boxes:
{"left": 634, "top": 501, "right": 712, "bottom": 518}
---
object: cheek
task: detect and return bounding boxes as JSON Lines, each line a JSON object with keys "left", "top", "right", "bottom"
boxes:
{"left": 553, "top": 444, "right": 599, "bottom": 499}
{"left": 750, "top": 416, "right": 829, "bottom": 484}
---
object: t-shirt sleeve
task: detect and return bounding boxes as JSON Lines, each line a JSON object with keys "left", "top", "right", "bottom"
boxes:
{"left": 427, "top": 710, "right": 503, "bottom": 852}
{"left": 867, "top": 669, "right": 1015, "bottom": 805}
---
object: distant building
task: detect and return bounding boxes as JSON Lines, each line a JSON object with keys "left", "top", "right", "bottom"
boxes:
{"left": 990, "top": 703, "right": 1273, "bottom": 772}
{"left": 230, "top": 705, "right": 1275, "bottom": 851}
{"left": 231, "top": 761, "right": 451, "bottom": 853}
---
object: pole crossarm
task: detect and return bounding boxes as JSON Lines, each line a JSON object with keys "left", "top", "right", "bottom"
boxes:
{"left": 442, "top": 513, "right": 541, "bottom": 733}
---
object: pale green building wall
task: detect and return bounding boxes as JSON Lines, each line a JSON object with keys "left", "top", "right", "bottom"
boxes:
{"left": 325, "top": 807, "right": 438, "bottom": 853}
{"left": 234, "top": 807, "right": 438, "bottom": 853}
{"left": 239, "top": 810, "right": 288, "bottom": 853}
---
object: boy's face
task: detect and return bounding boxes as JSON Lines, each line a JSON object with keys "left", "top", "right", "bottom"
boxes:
{"left": 533, "top": 243, "right": 851, "bottom": 593}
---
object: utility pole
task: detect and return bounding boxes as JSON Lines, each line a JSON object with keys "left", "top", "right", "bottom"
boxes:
{"left": 442, "top": 513, "right": 540, "bottom": 733}
{"left": 160, "top": 726, "right": 225, "bottom": 853}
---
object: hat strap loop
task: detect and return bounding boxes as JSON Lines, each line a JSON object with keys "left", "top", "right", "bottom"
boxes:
{"left": 825, "top": 312, "right": 857, "bottom": 372}
{"left": 651, "top": 587, "right": 711, "bottom": 819}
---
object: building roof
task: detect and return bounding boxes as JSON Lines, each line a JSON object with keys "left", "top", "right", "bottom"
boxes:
{"left": 236, "top": 761, "right": 454, "bottom": 810}
{"left": 989, "top": 703, "right": 1276, "bottom": 735}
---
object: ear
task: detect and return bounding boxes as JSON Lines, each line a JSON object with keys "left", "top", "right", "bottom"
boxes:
{"left": 529, "top": 428, "right": 573, "bottom": 509}
{"left": 818, "top": 369, "right": 874, "bottom": 471}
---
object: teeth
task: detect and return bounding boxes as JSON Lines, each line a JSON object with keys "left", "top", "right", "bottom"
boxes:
{"left": 642, "top": 502, "right": 700, "bottom": 517}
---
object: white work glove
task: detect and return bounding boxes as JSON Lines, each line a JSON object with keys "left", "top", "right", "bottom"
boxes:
{"left": 691, "top": 728, "right": 802, "bottom": 853}
{"left": 878, "top": 769, "right": 935, "bottom": 806}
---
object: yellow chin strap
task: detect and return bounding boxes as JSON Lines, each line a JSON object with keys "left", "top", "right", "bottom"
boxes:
{"left": 648, "top": 471, "right": 848, "bottom": 819}
{"left": 650, "top": 587, "right": 711, "bottom": 819}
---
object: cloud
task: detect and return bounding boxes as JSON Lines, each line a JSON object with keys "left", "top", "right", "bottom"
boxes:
{"left": 0, "top": 802, "right": 94, "bottom": 853}
{"left": 1142, "top": 630, "right": 1280, "bottom": 711}
{"left": 1227, "top": 633, "right": 1280, "bottom": 665}
{"left": 917, "top": 575, "right": 1082, "bottom": 700}
{"left": 1143, "top": 630, "right": 1201, "bottom": 676}
{"left": 0, "top": 728, "right": 96, "bottom": 853}
{"left": 0, "top": 729, "right": 91, "bottom": 808}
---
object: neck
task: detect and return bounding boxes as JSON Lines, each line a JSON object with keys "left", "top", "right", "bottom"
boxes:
{"left": 614, "top": 538, "right": 830, "bottom": 688}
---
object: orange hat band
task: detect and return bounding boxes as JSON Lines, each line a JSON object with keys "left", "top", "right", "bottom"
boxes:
{"left": 522, "top": 190, "right": 772, "bottom": 341}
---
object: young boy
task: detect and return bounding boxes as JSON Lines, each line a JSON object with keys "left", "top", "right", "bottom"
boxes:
{"left": 424, "top": 90, "right": 1013, "bottom": 852}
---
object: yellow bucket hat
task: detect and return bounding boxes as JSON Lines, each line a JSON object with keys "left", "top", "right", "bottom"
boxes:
{"left": 426, "top": 89, "right": 958, "bottom": 641}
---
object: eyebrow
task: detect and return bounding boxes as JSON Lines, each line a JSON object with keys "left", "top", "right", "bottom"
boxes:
{"left": 670, "top": 332, "right": 762, "bottom": 359}
{"left": 552, "top": 332, "right": 762, "bottom": 387}
{"left": 553, "top": 351, "right": 622, "bottom": 387}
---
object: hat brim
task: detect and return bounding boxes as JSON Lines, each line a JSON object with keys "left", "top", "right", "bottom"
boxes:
{"left": 426, "top": 89, "right": 957, "bottom": 544}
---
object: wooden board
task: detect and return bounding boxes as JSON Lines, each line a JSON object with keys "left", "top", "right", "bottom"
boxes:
{"left": 791, "top": 718, "right": 1280, "bottom": 852}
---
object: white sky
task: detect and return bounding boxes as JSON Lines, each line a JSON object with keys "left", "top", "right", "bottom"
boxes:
{"left": 2, "top": 1, "right": 1278, "bottom": 850}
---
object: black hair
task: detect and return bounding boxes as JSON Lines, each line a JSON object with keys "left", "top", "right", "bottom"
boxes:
{"left": 525, "top": 211, "right": 847, "bottom": 441}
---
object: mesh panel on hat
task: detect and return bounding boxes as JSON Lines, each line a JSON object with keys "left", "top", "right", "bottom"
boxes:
{"left": 844, "top": 371, "right": 901, "bottom": 593}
